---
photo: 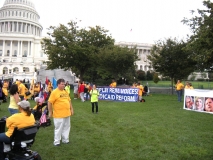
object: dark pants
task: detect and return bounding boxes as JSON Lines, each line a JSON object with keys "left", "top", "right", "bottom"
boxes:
{"left": 91, "top": 102, "right": 98, "bottom": 113}
{"left": 85, "top": 92, "right": 90, "bottom": 101}
{"left": 177, "top": 90, "right": 182, "bottom": 102}
{"left": 0, "top": 133, "right": 10, "bottom": 159}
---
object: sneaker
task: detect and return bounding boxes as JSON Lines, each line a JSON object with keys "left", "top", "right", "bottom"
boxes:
{"left": 62, "top": 142, "right": 69, "bottom": 144}
{"left": 54, "top": 144, "right": 60, "bottom": 146}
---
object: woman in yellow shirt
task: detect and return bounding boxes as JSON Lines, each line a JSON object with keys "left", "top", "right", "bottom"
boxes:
{"left": 0, "top": 100, "right": 35, "bottom": 159}
{"left": 175, "top": 80, "right": 184, "bottom": 102}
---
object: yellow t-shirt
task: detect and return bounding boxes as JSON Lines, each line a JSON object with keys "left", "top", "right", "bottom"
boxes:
{"left": 137, "top": 85, "right": 143, "bottom": 96}
{"left": 48, "top": 88, "right": 71, "bottom": 118}
{"left": 8, "top": 95, "right": 19, "bottom": 110}
{"left": 185, "top": 85, "right": 190, "bottom": 89}
{"left": 18, "top": 83, "right": 26, "bottom": 96}
{"left": 176, "top": 83, "right": 184, "bottom": 91}
{"left": 110, "top": 82, "right": 117, "bottom": 87}
{"left": 34, "top": 85, "right": 40, "bottom": 92}
{"left": 6, "top": 112, "right": 35, "bottom": 137}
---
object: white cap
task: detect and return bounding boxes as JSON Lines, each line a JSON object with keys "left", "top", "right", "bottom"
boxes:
{"left": 17, "top": 100, "right": 30, "bottom": 109}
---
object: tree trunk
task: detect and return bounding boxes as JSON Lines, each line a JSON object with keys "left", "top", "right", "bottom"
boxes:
{"left": 171, "top": 77, "right": 174, "bottom": 95}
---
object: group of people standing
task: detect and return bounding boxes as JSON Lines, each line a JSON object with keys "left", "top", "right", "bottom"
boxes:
{"left": 175, "top": 80, "right": 194, "bottom": 102}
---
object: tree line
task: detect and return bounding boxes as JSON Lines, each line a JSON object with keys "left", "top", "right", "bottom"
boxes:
{"left": 41, "top": 0, "right": 213, "bottom": 86}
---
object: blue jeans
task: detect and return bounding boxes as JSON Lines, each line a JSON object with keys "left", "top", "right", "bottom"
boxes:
{"left": 0, "top": 133, "right": 10, "bottom": 159}
{"left": 85, "top": 92, "right": 90, "bottom": 101}
{"left": 8, "top": 108, "right": 18, "bottom": 115}
{"left": 177, "top": 90, "right": 182, "bottom": 102}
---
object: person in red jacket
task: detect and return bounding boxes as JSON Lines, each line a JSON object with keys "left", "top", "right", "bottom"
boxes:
{"left": 78, "top": 81, "right": 85, "bottom": 102}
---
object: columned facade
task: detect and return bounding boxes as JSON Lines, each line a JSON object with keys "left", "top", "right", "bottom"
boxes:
{"left": 0, "top": 0, "right": 48, "bottom": 80}
{"left": 115, "top": 42, "right": 153, "bottom": 72}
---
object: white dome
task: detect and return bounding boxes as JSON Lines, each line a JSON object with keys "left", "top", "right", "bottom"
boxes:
{"left": 4, "top": 0, "right": 35, "bottom": 9}
{"left": 0, "top": 0, "right": 42, "bottom": 36}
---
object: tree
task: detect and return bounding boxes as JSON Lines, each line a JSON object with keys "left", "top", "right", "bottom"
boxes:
{"left": 182, "top": 0, "right": 213, "bottom": 71}
{"left": 96, "top": 45, "right": 138, "bottom": 81}
{"left": 153, "top": 73, "right": 160, "bottom": 84}
{"left": 146, "top": 71, "right": 153, "bottom": 81}
{"left": 41, "top": 21, "right": 114, "bottom": 80}
{"left": 147, "top": 38, "right": 197, "bottom": 94}
{"left": 136, "top": 70, "right": 146, "bottom": 81}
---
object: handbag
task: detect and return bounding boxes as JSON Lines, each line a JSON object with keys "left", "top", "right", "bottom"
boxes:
{"left": 25, "top": 91, "right": 31, "bottom": 96}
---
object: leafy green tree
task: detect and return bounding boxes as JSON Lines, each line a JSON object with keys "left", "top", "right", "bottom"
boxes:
{"left": 147, "top": 38, "right": 196, "bottom": 94}
{"left": 153, "top": 73, "right": 160, "bottom": 84}
{"left": 96, "top": 45, "right": 138, "bottom": 81}
{"left": 136, "top": 70, "right": 146, "bottom": 80}
{"left": 41, "top": 21, "right": 114, "bottom": 80}
{"left": 182, "top": 0, "right": 213, "bottom": 71}
{"left": 146, "top": 71, "right": 153, "bottom": 81}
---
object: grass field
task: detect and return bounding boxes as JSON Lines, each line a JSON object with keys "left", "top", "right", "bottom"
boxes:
{"left": 142, "top": 81, "right": 213, "bottom": 89}
{"left": 0, "top": 94, "right": 213, "bottom": 160}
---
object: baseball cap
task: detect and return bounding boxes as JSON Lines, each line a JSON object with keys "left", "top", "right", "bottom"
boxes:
{"left": 17, "top": 100, "right": 30, "bottom": 109}
{"left": 35, "top": 97, "right": 43, "bottom": 103}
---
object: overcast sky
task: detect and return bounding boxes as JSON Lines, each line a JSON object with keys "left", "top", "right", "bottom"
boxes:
{"left": 0, "top": 0, "right": 207, "bottom": 44}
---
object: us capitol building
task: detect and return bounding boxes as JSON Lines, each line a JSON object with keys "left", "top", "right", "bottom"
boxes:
{"left": 0, "top": 0, "right": 153, "bottom": 82}
{"left": 0, "top": 0, "right": 47, "bottom": 81}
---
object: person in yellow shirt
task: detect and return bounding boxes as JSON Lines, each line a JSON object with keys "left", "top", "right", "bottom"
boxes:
{"left": 137, "top": 82, "right": 144, "bottom": 102}
{"left": 47, "top": 79, "right": 53, "bottom": 93}
{"left": 109, "top": 79, "right": 117, "bottom": 87}
{"left": 90, "top": 84, "right": 99, "bottom": 113}
{"left": 0, "top": 100, "right": 35, "bottom": 159}
{"left": 2, "top": 80, "right": 9, "bottom": 98}
{"left": 185, "top": 82, "right": 190, "bottom": 89}
{"left": 189, "top": 83, "right": 194, "bottom": 89}
{"left": 33, "top": 82, "right": 40, "bottom": 99}
{"left": 175, "top": 80, "right": 184, "bottom": 102}
{"left": 18, "top": 80, "right": 27, "bottom": 101}
{"left": 48, "top": 78, "right": 74, "bottom": 146}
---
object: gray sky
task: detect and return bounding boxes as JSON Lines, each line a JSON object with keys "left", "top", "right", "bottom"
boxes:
{"left": 0, "top": 0, "right": 206, "bottom": 44}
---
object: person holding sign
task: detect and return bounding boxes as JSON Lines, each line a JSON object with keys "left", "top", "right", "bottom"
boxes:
{"left": 137, "top": 82, "right": 143, "bottom": 102}
{"left": 175, "top": 80, "right": 184, "bottom": 102}
{"left": 109, "top": 79, "right": 117, "bottom": 88}
{"left": 90, "top": 84, "right": 99, "bottom": 114}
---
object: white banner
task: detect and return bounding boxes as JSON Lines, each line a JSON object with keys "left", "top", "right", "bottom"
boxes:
{"left": 184, "top": 89, "right": 213, "bottom": 114}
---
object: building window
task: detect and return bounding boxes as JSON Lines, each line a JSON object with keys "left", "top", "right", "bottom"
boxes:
{"left": 7, "top": 50, "right": 10, "bottom": 56}
{"left": 3, "top": 67, "right": 8, "bottom": 74}
{"left": 13, "top": 50, "right": 17, "bottom": 56}
{"left": 23, "top": 50, "right": 27, "bottom": 57}
{"left": 13, "top": 67, "right": 19, "bottom": 73}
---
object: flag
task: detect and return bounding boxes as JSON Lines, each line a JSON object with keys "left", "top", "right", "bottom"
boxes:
{"left": 45, "top": 77, "right": 48, "bottom": 92}
{"left": 30, "top": 79, "right": 35, "bottom": 95}
{"left": 40, "top": 110, "right": 47, "bottom": 125}
{"left": 52, "top": 77, "right": 57, "bottom": 89}
{"left": 45, "top": 77, "right": 48, "bottom": 85}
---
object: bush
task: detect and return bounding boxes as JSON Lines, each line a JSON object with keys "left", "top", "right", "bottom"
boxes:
{"left": 197, "top": 78, "right": 205, "bottom": 81}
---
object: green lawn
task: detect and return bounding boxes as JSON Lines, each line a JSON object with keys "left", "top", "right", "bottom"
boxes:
{"left": 142, "top": 80, "right": 213, "bottom": 89}
{"left": 0, "top": 94, "right": 213, "bottom": 160}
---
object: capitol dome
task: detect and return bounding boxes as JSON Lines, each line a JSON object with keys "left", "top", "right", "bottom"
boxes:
{"left": 0, "top": 0, "right": 47, "bottom": 81}
{"left": 0, "top": 0, "right": 42, "bottom": 36}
